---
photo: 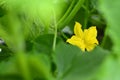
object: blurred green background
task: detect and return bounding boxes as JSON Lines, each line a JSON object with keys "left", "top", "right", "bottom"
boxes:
{"left": 0, "top": 0, "right": 120, "bottom": 80}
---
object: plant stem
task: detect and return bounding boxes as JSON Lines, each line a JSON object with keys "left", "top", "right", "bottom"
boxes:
{"left": 83, "top": 0, "right": 89, "bottom": 29}
{"left": 16, "top": 52, "right": 31, "bottom": 80}
{"left": 61, "top": 32, "right": 68, "bottom": 40}
{"left": 58, "top": 0, "right": 85, "bottom": 29}
{"left": 52, "top": 10, "right": 57, "bottom": 51}
{"left": 101, "top": 26, "right": 108, "bottom": 47}
{"left": 57, "top": 0, "right": 75, "bottom": 25}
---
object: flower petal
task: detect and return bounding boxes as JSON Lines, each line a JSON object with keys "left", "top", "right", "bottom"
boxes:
{"left": 74, "top": 22, "right": 83, "bottom": 38}
{"left": 66, "top": 36, "right": 85, "bottom": 51}
{"left": 84, "top": 26, "right": 98, "bottom": 44}
{"left": 85, "top": 44, "right": 97, "bottom": 51}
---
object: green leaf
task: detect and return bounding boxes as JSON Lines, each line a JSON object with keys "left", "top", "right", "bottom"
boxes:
{"left": 99, "top": 0, "right": 120, "bottom": 53}
{"left": 33, "top": 34, "right": 61, "bottom": 55}
{"left": 96, "top": 55, "right": 120, "bottom": 80}
{"left": 97, "top": 1, "right": 120, "bottom": 79}
{"left": 32, "top": 34, "right": 54, "bottom": 55}
{"left": 28, "top": 53, "right": 53, "bottom": 80}
{"left": 54, "top": 42, "right": 109, "bottom": 80}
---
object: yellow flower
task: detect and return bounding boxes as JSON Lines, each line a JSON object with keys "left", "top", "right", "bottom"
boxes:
{"left": 66, "top": 22, "right": 99, "bottom": 51}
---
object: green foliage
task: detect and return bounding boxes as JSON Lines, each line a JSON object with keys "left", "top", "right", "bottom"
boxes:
{"left": 0, "top": 0, "right": 120, "bottom": 80}
{"left": 54, "top": 42, "right": 109, "bottom": 80}
{"left": 99, "top": 0, "right": 120, "bottom": 53}
{"left": 96, "top": 55, "right": 120, "bottom": 80}
{"left": 32, "top": 34, "right": 54, "bottom": 55}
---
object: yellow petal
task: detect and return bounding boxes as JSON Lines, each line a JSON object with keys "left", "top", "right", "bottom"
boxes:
{"left": 74, "top": 22, "right": 83, "bottom": 38}
{"left": 66, "top": 36, "right": 85, "bottom": 51}
{"left": 84, "top": 26, "right": 98, "bottom": 44}
{"left": 85, "top": 44, "right": 97, "bottom": 51}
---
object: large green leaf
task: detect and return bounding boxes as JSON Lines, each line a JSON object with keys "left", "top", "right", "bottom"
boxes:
{"left": 99, "top": 0, "right": 120, "bottom": 53}
{"left": 54, "top": 42, "right": 109, "bottom": 80}
{"left": 96, "top": 55, "right": 120, "bottom": 80}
